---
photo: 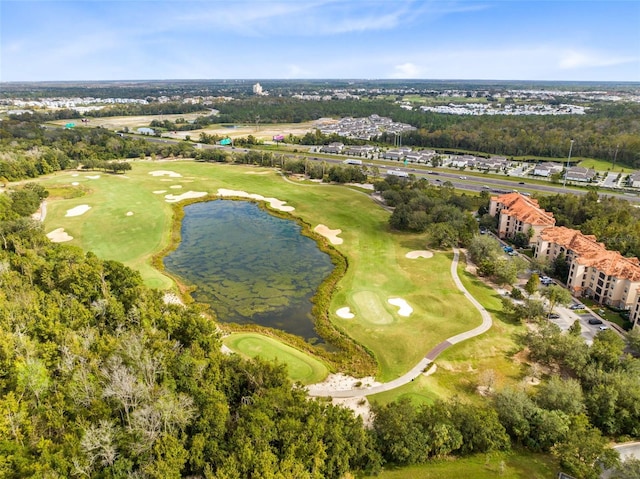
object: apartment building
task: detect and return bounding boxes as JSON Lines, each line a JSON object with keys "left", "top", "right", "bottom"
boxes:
{"left": 489, "top": 192, "right": 556, "bottom": 244}
{"left": 535, "top": 226, "right": 640, "bottom": 310}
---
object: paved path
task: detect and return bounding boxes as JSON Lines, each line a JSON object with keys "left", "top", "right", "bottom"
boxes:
{"left": 308, "top": 248, "right": 493, "bottom": 398}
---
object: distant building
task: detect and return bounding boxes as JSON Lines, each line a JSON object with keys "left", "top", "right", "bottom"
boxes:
{"left": 533, "top": 162, "right": 563, "bottom": 177}
{"left": 253, "top": 83, "right": 265, "bottom": 95}
{"left": 450, "top": 155, "right": 476, "bottom": 168}
{"left": 319, "top": 142, "right": 344, "bottom": 154}
{"left": 137, "top": 127, "right": 155, "bottom": 135}
{"left": 565, "top": 166, "right": 596, "bottom": 182}
{"left": 628, "top": 171, "right": 640, "bottom": 188}
{"left": 489, "top": 192, "right": 556, "bottom": 244}
{"left": 476, "top": 156, "right": 509, "bottom": 171}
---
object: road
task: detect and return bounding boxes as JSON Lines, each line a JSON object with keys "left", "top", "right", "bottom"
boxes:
{"left": 307, "top": 248, "right": 493, "bottom": 398}
{"left": 100, "top": 132, "right": 640, "bottom": 204}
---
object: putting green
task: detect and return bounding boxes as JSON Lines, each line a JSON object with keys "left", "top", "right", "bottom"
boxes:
{"left": 223, "top": 333, "right": 329, "bottom": 384}
{"left": 352, "top": 291, "right": 393, "bottom": 324}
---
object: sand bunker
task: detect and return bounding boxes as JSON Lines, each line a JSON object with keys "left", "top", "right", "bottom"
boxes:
{"left": 72, "top": 173, "right": 79, "bottom": 177}
{"left": 71, "top": 182, "right": 79, "bottom": 186}
{"left": 65, "top": 205, "right": 91, "bottom": 217}
{"left": 126, "top": 211, "right": 134, "bottom": 216}
{"left": 245, "top": 171, "right": 271, "bottom": 175}
{"left": 153, "top": 190, "right": 167, "bottom": 194}
{"left": 149, "top": 170, "right": 182, "bottom": 177}
{"left": 164, "top": 191, "right": 208, "bottom": 203}
{"left": 388, "top": 298, "right": 413, "bottom": 317}
{"left": 46, "top": 228, "right": 73, "bottom": 242}
{"left": 405, "top": 250, "right": 434, "bottom": 259}
{"left": 169, "top": 185, "right": 183, "bottom": 189}
{"left": 336, "top": 307, "right": 355, "bottom": 319}
{"left": 314, "top": 224, "right": 343, "bottom": 245}
{"left": 217, "top": 189, "right": 295, "bottom": 212}
{"left": 86, "top": 175, "right": 100, "bottom": 179}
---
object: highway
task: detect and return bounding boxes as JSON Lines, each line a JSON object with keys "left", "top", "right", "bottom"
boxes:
{"left": 124, "top": 133, "right": 640, "bottom": 203}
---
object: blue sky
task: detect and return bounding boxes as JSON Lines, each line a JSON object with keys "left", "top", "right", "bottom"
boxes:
{"left": 1, "top": 0, "right": 639, "bottom": 82}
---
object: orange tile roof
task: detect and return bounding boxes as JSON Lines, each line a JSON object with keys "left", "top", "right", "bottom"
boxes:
{"left": 492, "top": 193, "right": 556, "bottom": 227}
{"left": 539, "top": 226, "right": 640, "bottom": 281}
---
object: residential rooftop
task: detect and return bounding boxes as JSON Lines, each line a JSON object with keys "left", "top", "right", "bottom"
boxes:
{"left": 492, "top": 192, "right": 556, "bottom": 226}
{"left": 540, "top": 226, "right": 640, "bottom": 281}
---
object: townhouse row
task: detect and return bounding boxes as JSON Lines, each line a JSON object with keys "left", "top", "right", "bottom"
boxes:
{"left": 489, "top": 192, "right": 640, "bottom": 326}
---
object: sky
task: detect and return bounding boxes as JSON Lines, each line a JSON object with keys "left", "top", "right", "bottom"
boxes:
{"left": 1, "top": 0, "right": 639, "bottom": 82}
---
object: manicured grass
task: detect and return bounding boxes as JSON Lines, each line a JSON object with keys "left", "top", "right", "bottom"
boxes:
{"left": 371, "top": 257, "right": 529, "bottom": 406}
{"left": 223, "top": 332, "right": 329, "bottom": 384}
{"left": 373, "top": 450, "right": 557, "bottom": 479}
{"left": 578, "top": 158, "right": 633, "bottom": 173}
{"left": 39, "top": 161, "right": 479, "bottom": 382}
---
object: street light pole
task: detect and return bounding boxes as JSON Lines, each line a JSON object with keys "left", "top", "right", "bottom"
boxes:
{"left": 563, "top": 139, "right": 574, "bottom": 188}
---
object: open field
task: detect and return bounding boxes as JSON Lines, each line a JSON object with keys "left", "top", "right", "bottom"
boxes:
{"left": 167, "top": 121, "right": 317, "bottom": 142}
{"left": 39, "top": 160, "right": 481, "bottom": 383}
{"left": 223, "top": 332, "right": 329, "bottom": 384}
{"left": 377, "top": 449, "right": 557, "bottom": 479}
{"left": 577, "top": 158, "right": 633, "bottom": 173}
{"left": 49, "top": 112, "right": 210, "bottom": 131}
{"left": 51, "top": 114, "right": 319, "bottom": 142}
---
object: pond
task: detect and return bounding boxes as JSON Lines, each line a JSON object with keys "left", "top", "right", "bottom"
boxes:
{"left": 164, "top": 200, "right": 334, "bottom": 341}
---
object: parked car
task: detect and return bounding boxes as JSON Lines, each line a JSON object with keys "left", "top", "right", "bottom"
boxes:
{"left": 549, "top": 313, "right": 560, "bottom": 319}
{"left": 588, "top": 318, "right": 603, "bottom": 325}
{"left": 599, "top": 325, "right": 609, "bottom": 331}
{"left": 570, "top": 303, "right": 584, "bottom": 310}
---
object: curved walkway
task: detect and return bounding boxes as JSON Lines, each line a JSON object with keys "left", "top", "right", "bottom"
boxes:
{"left": 308, "top": 247, "right": 493, "bottom": 398}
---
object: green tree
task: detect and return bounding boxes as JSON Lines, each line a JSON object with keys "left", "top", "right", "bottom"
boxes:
{"left": 551, "top": 414, "right": 619, "bottom": 479}
{"left": 525, "top": 273, "right": 539, "bottom": 297}
{"left": 542, "top": 284, "right": 572, "bottom": 315}
{"left": 534, "top": 376, "right": 585, "bottom": 416}
{"left": 610, "top": 458, "right": 640, "bottom": 479}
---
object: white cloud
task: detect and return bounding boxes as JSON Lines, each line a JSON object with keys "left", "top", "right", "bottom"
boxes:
{"left": 391, "top": 62, "right": 424, "bottom": 79}
{"left": 285, "top": 64, "right": 311, "bottom": 78}
{"left": 558, "top": 50, "right": 638, "bottom": 69}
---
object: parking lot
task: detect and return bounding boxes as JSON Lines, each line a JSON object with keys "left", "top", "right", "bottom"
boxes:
{"left": 547, "top": 303, "right": 608, "bottom": 345}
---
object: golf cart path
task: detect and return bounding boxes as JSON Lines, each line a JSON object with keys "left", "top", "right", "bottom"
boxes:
{"left": 308, "top": 247, "right": 493, "bottom": 398}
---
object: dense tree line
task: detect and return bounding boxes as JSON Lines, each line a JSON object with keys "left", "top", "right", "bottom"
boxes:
{"left": 0, "top": 212, "right": 384, "bottom": 477}
{"left": 207, "top": 98, "right": 640, "bottom": 165}
{"left": 537, "top": 191, "right": 640, "bottom": 258}
{"left": 374, "top": 103, "right": 640, "bottom": 166}
{"left": 194, "top": 148, "right": 368, "bottom": 184}
{"left": 0, "top": 118, "right": 195, "bottom": 181}
{"left": 375, "top": 176, "right": 479, "bottom": 247}
{"left": 523, "top": 322, "right": 640, "bottom": 441}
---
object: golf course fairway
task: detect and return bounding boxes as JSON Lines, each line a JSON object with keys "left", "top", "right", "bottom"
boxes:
{"left": 39, "top": 160, "right": 484, "bottom": 382}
